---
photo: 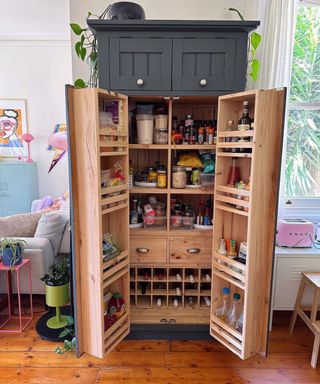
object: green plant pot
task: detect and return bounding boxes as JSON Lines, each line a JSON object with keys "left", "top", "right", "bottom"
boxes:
{"left": 45, "top": 282, "right": 70, "bottom": 329}
{"left": 45, "top": 282, "right": 70, "bottom": 308}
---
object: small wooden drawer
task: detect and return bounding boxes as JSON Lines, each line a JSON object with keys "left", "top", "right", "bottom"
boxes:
{"left": 169, "top": 236, "right": 212, "bottom": 265}
{"left": 130, "top": 236, "right": 167, "bottom": 263}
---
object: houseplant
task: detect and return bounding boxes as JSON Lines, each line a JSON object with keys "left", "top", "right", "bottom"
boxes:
{"left": 41, "top": 259, "right": 70, "bottom": 329}
{"left": 0, "top": 238, "right": 27, "bottom": 269}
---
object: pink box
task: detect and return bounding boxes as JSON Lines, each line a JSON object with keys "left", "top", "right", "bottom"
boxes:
{"left": 276, "top": 219, "right": 314, "bottom": 248}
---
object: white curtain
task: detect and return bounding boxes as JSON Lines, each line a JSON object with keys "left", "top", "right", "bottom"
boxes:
{"left": 245, "top": 0, "right": 299, "bottom": 217}
{"left": 247, "top": 0, "right": 298, "bottom": 89}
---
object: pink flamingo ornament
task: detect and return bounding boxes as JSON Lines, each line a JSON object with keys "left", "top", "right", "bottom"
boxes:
{"left": 21, "top": 133, "right": 35, "bottom": 163}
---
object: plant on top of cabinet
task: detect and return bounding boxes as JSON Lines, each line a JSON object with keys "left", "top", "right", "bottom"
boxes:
{"left": 229, "top": 8, "right": 262, "bottom": 81}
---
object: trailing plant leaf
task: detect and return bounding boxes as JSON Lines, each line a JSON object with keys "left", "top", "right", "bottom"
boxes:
{"left": 250, "top": 59, "right": 260, "bottom": 81}
{"left": 70, "top": 23, "right": 83, "bottom": 36}
{"left": 250, "top": 32, "right": 261, "bottom": 50}
{"left": 40, "top": 259, "right": 70, "bottom": 286}
{"left": 55, "top": 317, "right": 76, "bottom": 355}
{"left": 80, "top": 47, "right": 87, "bottom": 61}
{"left": 75, "top": 41, "right": 82, "bottom": 58}
{"left": 74, "top": 79, "right": 86, "bottom": 88}
{"left": 59, "top": 328, "right": 71, "bottom": 338}
{"left": 229, "top": 8, "right": 262, "bottom": 82}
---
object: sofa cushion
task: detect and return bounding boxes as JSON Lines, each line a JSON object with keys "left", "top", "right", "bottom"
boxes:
{"left": 59, "top": 222, "right": 70, "bottom": 254}
{"left": 34, "top": 211, "right": 68, "bottom": 256}
{"left": 0, "top": 212, "right": 43, "bottom": 237}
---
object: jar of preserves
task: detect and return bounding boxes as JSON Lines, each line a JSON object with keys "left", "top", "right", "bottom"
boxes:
{"left": 148, "top": 167, "right": 157, "bottom": 183}
{"left": 154, "top": 128, "right": 168, "bottom": 144}
{"left": 172, "top": 166, "right": 187, "bottom": 188}
{"left": 192, "top": 168, "right": 201, "bottom": 185}
{"left": 157, "top": 169, "right": 167, "bottom": 188}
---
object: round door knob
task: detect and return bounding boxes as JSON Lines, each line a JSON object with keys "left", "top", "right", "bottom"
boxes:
{"left": 137, "top": 78, "right": 144, "bottom": 86}
{"left": 200, "top": 79, "right": 207, "bottom": 86}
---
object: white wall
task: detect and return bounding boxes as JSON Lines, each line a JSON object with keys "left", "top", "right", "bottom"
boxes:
{"left": 70, "top": 0, "right": 264, "bottom": 83}
{"left": 0, "top": 0, "right": 72, "bottom": 199}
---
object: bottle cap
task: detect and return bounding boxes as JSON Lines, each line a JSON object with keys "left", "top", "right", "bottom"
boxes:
{"left": 112, "top": 292, "right": 122, "bottom": 298}
{"left": 234, "top": 293, "right": 240, "bottom": 300}
{"left": 222, "top": 287, "right": 230, "bottom": 294}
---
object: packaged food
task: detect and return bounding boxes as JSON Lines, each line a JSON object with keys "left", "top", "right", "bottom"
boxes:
{"left": 155, "top": 114, "right": 168, "bottom": 129}
{"left": 177, "top": 152, "right": 203, "bottom": 168}
{"left": 157, "top": 169, "right": 167, "bottom": 188}
{"left": 154, "top": 128, "right": 168, "bottom": 144}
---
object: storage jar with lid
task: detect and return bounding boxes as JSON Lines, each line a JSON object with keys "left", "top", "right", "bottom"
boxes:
{"left": 155, "top": 114, "right": 168, "bottom": 129}
{"left": 172, "top": 166, "right": 187, "bottom": 189}
{"left": 154, "top": 128, "right": 168, "bottom": 144}
{"left": 136, "top": 114, "right": 154, "bottom": 144}
{"left": 157, "top": 169, "right": 167, "bottom": 188}
{"left": 148, "top": 167, "right": 157, "bottom": 183}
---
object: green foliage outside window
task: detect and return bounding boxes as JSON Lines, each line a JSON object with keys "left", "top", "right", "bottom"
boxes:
{"left": 286, "top": 6, "right": 320, "bottom": 197}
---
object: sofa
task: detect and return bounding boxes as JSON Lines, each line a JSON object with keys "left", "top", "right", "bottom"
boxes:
{"left": 0, "top": 200, "right": 70, "bottom": 294}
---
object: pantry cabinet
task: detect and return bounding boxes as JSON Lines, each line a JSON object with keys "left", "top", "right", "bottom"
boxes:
{"left": 67, "top": 86, "right": 286, "bottom": 360}
{"left": 88, "top": 20, "right": 259, "bottom": 95}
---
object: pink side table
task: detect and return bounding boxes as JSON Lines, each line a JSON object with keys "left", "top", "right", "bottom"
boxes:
{"left": 0, "top": 259, "right": 33, "bottom": 333}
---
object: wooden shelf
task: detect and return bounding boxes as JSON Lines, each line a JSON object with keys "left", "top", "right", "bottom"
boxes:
{"left": 100, "top": 151, "right": 128, "bottom": 156}
{"left": 171, "top": 144, "right": 216, "bottom": 150}
{"left": 215, "top": 185, "right": 250, "bottom": 197}
{"left": 213, "top": 269, "right": 245, "bottom": 290}
{"left": 212, "top": 315, "right": 243, "bottom": 341}
{"left": 129, "top": 144, "right": 169, "bottom": 149}
{"left": 218, "top": 130, "right": 254, "bottom": 138}
{"left": 100, "top": 128, "right": 127, "bottom": 136}
{"left": 130, "top": 187, "right": 169, "bottom": 194}
{"left": 217, "top": 152, "right": 252, "bottom": 158}
{"left": 215, "top": 202, "right": 249, "bottom": 217}
{"left": 213, "top": 252, "right": 246, "bottom": 273}
{"left": 170, "top": 188, "right": 213, "bottom": 194}
{"left": 217, "top": 142, "right": 253, "bottom": 149}
{"left": 215, "top": 195, "right": 249, "bottom": 210}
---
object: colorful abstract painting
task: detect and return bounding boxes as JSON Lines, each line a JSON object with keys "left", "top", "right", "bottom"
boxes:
{"left": 0, "top": 99, "right": 27, "bottom": 158}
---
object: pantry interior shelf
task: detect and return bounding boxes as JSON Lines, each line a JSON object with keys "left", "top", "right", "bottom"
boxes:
{"left": 216, "top": 153, "right": 252, "bottom": 158}
{"left": 218, "top": 130, "right": 254, "bottom": 138}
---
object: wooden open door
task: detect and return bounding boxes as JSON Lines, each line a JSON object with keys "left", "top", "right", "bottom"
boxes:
{"left": 66, "top": 85, "right": 130, "bottom": 358}
{"left": 210, "top": 88, "right": 286, "bottom": 359}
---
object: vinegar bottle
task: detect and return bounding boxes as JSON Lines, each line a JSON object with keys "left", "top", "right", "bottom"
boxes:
{"left": 226, "top": 293, "right": 241, "bottom": 327}
{"left": 215, "top": 287, "right": 230, "bottom": 320}
{"left": 226, "top": 158, "right": 241, "bottom": 187}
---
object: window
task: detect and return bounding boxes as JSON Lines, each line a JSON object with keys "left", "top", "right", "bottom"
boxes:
{"left": 284, "top": 3, "right": 320, "bottom": 211}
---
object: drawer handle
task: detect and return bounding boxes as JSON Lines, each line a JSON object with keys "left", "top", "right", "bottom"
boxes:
{"left": 137, "top": 78, "right": 144, "bottom": 86}
{"left": 187, "top": 248, "right": 200, "bottom": 254}
{"left": 200, "top": 79, "right": 207, "bottom": 86}
{"left": 136, "top": 247, "right": 149, "bottom": 254}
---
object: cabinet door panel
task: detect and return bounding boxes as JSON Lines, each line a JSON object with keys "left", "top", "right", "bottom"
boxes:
{"left": 274, "top": 257, "right": 319, "bottom": 309}
{"left": 172, "top": 38, "right": 237, "bottom": 92}
{"left": 110, "top": 38, "right": 172, "bottom": 91}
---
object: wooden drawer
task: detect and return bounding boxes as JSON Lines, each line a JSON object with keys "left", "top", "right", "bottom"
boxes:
{"left": 130, "top": 236, "right": 167, "bottom": 263}
{"left": 169, "top": 236, "right": 212, "bottom": 265}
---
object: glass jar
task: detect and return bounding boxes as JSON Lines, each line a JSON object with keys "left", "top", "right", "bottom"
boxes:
{"left": 192, "top": 168, "right": 201, "bottom": 185}
{"left": 182, "top": 210, "right": 194, "bottom": 228}
{"left": 157, "top": 169, "right": 167, "bottom": 188}
{"left": 154, "top": 128, "right": 168, "bottom": 144}
{"left": 171, "top": 210, "right": 182, "bottom": 228}
{"left": 172, "top": 166, "right": 187, "bottom": 189}
{"left": 185, "top": 167, "right": 193, "bottom": 185}
{"left": 148, "top": 167, "right": 157, "bottom": 183}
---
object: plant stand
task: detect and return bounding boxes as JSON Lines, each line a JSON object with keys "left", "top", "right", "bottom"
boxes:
{"left": 47, "top": 306, "right": 68, "bottom": 329}
{"left": 0, "top": 259, "right": 33, "bottom": 333}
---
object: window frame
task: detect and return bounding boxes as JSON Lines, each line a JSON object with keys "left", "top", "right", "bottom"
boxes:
{"left": 281, "top": 1, "right": 320, "bottom": 219}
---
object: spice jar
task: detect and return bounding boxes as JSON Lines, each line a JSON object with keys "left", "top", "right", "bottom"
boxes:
{"left": 157, "top": 169, "right": 167, "bottom": 188}
{"left": 154, "top": 128, "right": 168, "bottom": 144}
{"left": 171, "top": 210, "right": 182, "bottom": 228}
{"left": 172, "top": 166, "right": 187, "bottom": 188}
{"left": 148, "top": 167, "right": 157, "bottom": 183}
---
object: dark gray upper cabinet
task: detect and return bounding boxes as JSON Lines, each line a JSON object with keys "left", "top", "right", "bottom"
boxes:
{"left": 110, "top": 37, "right": 172, "bottom": 91}
{"left": 173, "top": 38, "right": 237, "bottom": 91}
{"left": 88, "top": 20, "right": 259, "bottom": 96}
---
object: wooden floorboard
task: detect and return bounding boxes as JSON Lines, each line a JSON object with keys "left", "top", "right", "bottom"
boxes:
{"left": 0, "top": 310, "right": 319, "bottom": 383}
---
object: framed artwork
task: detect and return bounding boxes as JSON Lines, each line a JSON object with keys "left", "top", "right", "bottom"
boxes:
{"left": 0, "top": 99, "right": 27, "bottom": 158}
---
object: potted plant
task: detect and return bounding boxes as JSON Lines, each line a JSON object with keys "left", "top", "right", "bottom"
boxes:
{"left": 0, "top": 238, "right": 27, "bottom": 269}
{"left": 41, "top": 259, "right": 70, "bottom": 329}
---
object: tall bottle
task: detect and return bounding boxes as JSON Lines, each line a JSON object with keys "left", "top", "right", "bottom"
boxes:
{"left": 226, "top": 293, "right": 241, "bottom": 327}
{"left": 215, "top": 287, "right": 230, "bottom": 320}
{"left": 130, "top": 198, "right": 138, "bottom": 224}
{"left": 238, "top": 101, "right": 252, "bottom": 132}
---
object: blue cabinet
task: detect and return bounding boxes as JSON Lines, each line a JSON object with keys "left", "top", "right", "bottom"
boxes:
{"left": 0, "top": 162, "right": 39, "bottom": 216}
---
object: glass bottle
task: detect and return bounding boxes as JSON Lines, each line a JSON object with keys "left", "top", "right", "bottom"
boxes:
{"left": 238, "top": 101, "right": 252, "bottom": 132}
{"left": 226, "top": 158, "right": 241, "bottom": 187}
{"left": 215, "top": 287, "right": 230, "bottom": 320}
{"left": 226, "top": 293, "right": 241, "bottom": 327}
{"left": 235, "top": 312, "right": 244, "bottom": 333}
